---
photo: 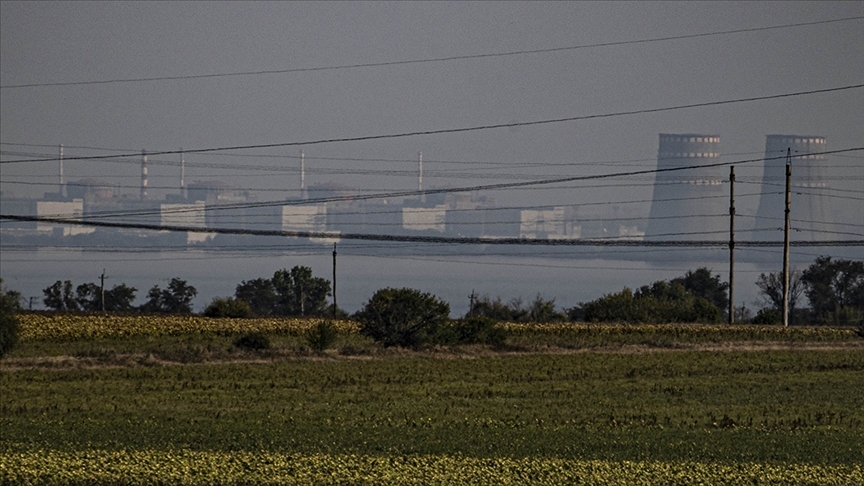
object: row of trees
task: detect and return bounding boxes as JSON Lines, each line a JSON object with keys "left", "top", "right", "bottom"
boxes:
{"left": 43, "top": 278, "right": 196, "bottom": 314}
{"left": 27, "top": 257, "right": 864, "bottom": 326}
{"left": 39, "top": 266, "right": 332, "bottom": 317}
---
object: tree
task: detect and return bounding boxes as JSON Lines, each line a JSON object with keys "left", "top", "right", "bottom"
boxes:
{"left": 801, "top": 257, "right": 864, "bottom": 324}
{"left": 105, "top": 284, "right": 137, "bottom": 311}
{"left": 76, "top": 283, "right": 102, "bottom": 311}
{"left": 140, "top": 278, "right": 197, "bottom": 313}
{"left": 671, "top": 268, "right": 729, "bottom": 315}
{"left": 43, "top": 280, "right": 78, "bottom": 311}
{"left": 140, "top": 285, "right": 165, "bottom": 313}
{"left": 755, "top": 270, "right": 804, "bottom": 323}
{"left": 356, "top": 287, "right": 450, "bottom": 348}
{"left": 235, "top": 278, "right": 278, "bottom": 316}
{"left": 271, "top": 266, "right": 331, "bottom": 317}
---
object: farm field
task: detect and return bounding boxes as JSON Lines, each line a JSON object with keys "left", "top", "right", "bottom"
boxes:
{"left": 1, "top": 315, "right": 863, "bottom": 484}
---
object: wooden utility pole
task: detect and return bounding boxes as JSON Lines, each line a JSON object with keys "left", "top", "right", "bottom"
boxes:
{"left": 728, "top": 166, "right": 735, "bottom": 324}
{"left": 469, "top": 289, "right": 477, "bottom": 317}
{"left": 332, "top": 243, "right": 337, "bottom": 319}
{"left": 782, "top": 149, "right": 792, "bottom": 327}
{"left": 100, "top": 269, "right": 106, "bottom": 313}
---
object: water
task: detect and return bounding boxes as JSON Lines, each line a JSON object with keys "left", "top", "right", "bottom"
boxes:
{"left": 0, "top": 247, "right": 777, "bottom": 316}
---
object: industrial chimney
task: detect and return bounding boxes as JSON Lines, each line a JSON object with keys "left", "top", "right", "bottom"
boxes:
{"left": 140, "top": 149, "right": 148, "bottom": 200}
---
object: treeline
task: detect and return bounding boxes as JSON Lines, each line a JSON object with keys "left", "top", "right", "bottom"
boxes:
{"left": 35, "top": 267, "right": 335, "bottom": 319}
{"left": 7, "top": 256, "right": 864, "bottom": 327}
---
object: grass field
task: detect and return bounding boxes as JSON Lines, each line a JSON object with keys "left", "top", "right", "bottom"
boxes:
{"left": 1, "top": 314, "right": 863, "bottom": 484}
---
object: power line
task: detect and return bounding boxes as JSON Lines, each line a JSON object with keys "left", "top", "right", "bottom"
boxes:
{"left": 3, "top": 85, "right": 862, "bottom": 165}
{"left": 3, "top": 17, "right": 860, "bottom": 90}
{"left": 44, "top": 148, "right": 861, "bottom": 221}
{"left": 2, "top": 214, "right": 862, "bottom": 248}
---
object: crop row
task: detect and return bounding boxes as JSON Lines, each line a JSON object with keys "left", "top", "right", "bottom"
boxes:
{"left": 2, "top": 450, "right": 861, "bottom": 485}
{"left": 16, "top": 314, "right": 359, "bottom": 341}
{"left": 502, "top": 322, "right": 859, "bottom": 342}
{"left": 16, "top": 313, "right": 860, "bottom": 342}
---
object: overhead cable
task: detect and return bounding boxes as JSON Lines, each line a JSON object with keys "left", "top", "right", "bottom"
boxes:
{"left": 3, "top": 85, "right": 862, "bottom": 164}
{"left": 2, "top": 16, "right": 860, "bottom": 89}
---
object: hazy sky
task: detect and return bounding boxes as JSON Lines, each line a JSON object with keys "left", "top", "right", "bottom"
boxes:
{"left": 1, "top": 1, "right": 862, "bottom": 220}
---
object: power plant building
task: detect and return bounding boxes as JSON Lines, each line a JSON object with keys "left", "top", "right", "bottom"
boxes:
{"left": 753, "top": 135, "right": 835, "bottom": 241}
{"left": 645, "top": 134, "right": 724, "bottom": 240}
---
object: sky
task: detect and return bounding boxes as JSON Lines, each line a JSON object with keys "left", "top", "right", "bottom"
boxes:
{"left": 1, "top": 1, "right": 862, "bottom": 311}
{"left": 1, "top": 1, "right": 862, "bottom": 228}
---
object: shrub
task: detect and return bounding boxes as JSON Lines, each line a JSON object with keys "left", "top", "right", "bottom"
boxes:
{"left": 305, "top": 320, "right": 339, "bottom": 353}
{"left": 827, "top": 306, "right": 863, "bottom": 327}
{"left": 0, "top": 298, "right": 20, "bottom": 358}
{"left": 752, "top": 308, "right": 781, "bottom": 325}
{"left": 233, "top": 332, "right": 270, "bottom": 350}
{"left": 446, "top": 316, "right": 507, "bottom": 346}
{"left": 356, "top": 287, "right": 450, "bottom": 348}
{"left": 204, "top": 297, "right": 252, "bottom": 318}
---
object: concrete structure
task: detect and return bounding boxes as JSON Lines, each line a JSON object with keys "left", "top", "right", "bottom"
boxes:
{"left": 403, "top": 204, "right": 447, "bottom": 233}
{"left": 36, "top": 199, "right": 93, "bottom": 236}
{"left": 519, "top": 206, "right": 580, "bottom": 240}
{"left": 282, "top": 204, "right": 328, "bottom": 232}
{"left": 754, "top": 135, "right": 835, "bottom": 241}
{"left": 645, "top": 134, "right": 724, "bottom": 240}
{"left": 160, "top": 201, "right": 212, "bottom": 243}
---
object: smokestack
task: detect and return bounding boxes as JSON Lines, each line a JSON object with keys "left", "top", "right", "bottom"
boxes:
{"left": 418, "top": 152, "right": 424, "bottom": 203}
{"left": 180, "top": 149, "right": 186, "bottom": 199}
{"left": 140, "top": 149, "right": 148, "bottom": 200}
{"left": 58, "top": 144, "right": 65, "bottom": 198}
{"left": 300, "top": 151, "right": 306, "bottom": 200}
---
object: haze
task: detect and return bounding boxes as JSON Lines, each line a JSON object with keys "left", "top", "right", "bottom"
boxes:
{"left": 1, "top": 1, "right": 862, "bottom": 312}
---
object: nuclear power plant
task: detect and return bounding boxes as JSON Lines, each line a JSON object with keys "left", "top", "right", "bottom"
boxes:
{"left": 645, "top": 134, "right": 724, "bottom": 240}
{"left": 753, "top": 135, "right": 835, "bottom": 242}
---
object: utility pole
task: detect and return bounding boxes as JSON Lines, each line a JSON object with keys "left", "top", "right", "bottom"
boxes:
{"left": 728, "top": 166, "right": 735, "bottom": 324}
{"left": 782, "top": 148, "right": 792, "bottom": 327}
{"left": 100, "top": 269, "right": 107, "bottom": 313}
{"left": 332, "top": 243, "right": 337, "bottom": 320}
{"left": 469, "top": 289, "right": 477, "bottom": 317}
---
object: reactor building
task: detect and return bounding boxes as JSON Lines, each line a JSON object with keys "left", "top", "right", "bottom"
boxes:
{"left": 645, "top": 134, "right": 725, "bottom": 240}
{"left": 753, "top": 135, "right": 835, "bottom": 242}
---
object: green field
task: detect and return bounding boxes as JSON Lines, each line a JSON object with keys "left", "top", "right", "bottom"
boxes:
{"left": 1, "top": 316, "right": 863, "bottom": 484}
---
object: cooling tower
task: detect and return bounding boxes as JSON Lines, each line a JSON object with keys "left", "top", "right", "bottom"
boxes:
{"left": 753, "top": 135, "right": 834, "bottom": 241}
{"left": 645, "top": 134, "right": 724, "bottom": 240}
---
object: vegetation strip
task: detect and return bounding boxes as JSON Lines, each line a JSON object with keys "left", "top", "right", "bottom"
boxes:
{"left": 14, "top": 313, "right": 859, "bottom": 342}
{"left": 2, "top": 451, "right": 862, "bottom": 485}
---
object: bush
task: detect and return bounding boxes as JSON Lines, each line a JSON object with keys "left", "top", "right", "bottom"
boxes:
{"left": 0, "top": 298, "right": 20, "bottom": 359}
{"left": 356, "top": 287, "right": 450, "bottom": 348}
{"left": 204, "top": 297, "right": 252, "bottom": 318}
{"left": 233, "top": 332, "right": 270, "bottom": 350}
{"left": 583, "top": 283, "right": 723, "bottom": 324}
{"left": 305, "top": 320, "right": 339, "bottom": 353}
{"left": 752, "top": 308, "right": 781, "bottom": 325}
{"left": 445, "top": 316, "right": 507, "bottom": 346}
{"left": 827, "top": 307, "right": 863, "bottom": 327}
